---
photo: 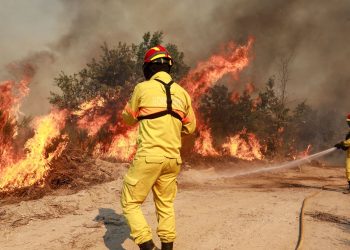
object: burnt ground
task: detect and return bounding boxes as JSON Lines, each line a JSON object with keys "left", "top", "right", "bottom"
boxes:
{"left": 0, "top": 152, "right": 128, "bottom": 205}
{"left": 0, "top": 159, "right": 349, "bottom": 250}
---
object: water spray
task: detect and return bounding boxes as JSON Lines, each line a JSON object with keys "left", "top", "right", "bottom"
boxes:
{"left": 181, "top": 147, "right": 338, "bottom": 182}
{"left": 229, "top": 147, "right": 337, "bottom": 178}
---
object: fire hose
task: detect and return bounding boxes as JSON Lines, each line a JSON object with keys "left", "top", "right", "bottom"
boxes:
{"left": 294, "top": 183, "right": 346, "bottom": 250}
{"left": 291, "top": 147, "right": 344, "bottom": 250}
{"left": 234, "top": 147, "right": 339, "bottom": 250}
{"left": 223, "top": 146, "right": 340, "bottom": 250}
{"left": 188, "top": 147, "right": 342, "bottom": 249}
{"left": 295, "top": 190, "right": 321, "bottom": 250}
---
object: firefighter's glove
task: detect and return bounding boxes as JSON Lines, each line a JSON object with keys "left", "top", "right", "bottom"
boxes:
{"left": 334, "top": 142, "right": 348, "bottom": 151}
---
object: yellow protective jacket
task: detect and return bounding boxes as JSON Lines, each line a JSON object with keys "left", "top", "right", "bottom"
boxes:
{"left": 343, "top": 132, "right": 350, "bottom": 181}
{"left": 122, "top": 71, "right": 196, "bottom": 159}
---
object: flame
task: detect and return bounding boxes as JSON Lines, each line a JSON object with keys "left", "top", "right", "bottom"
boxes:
{"left": 72, "top": 94, "right": 138, "bottom": 161}
{"left": 230, "top": 91, "right": 240, "bottom": 104}
{"left": 194, "top": 126, "right": 220, "bottom": 156}
{"left": 180, "top": 38, "right": 255, "bottom": 158}
{"left": 0, "top": 82, "right": 17, "bottom": 166}
{"left": 73, "top": 96, "right": 110, "bottom": 136}
{"left": 0, "top": 110, "right": 68, "bottom": 191}
{"left": 93, "top": 126, "right": 138, "bottom": 161}
{"left": 194, "top": 127, "right": 264, "bottom": 161}
{"left": 73, "top": 96, "right": 105, "bottom": 116}
{"left": 293, "top": 144, "right": 312, "bottom": 160}
{"left": 0, "top": 37, "right": 269, "bottom": 194}
{"left": 301, "top": 144, "right": 312, "bottom": 157}
{"left": 244, "top": 82, "right": 255, "bottom": 95}
{"left": 68, "top": 38, "right": 255, "bottom": 162}
{"left": 181, "top": 37, "right": 254, "bottom": 105}
{"left": 222, "top": 129, "right": 264, "bottom": 161}
{"left": 0, "top": 77, "right": 31, "bottom": 167}
{"left": 1, "top": 70, "right": 68, "bottom": 191}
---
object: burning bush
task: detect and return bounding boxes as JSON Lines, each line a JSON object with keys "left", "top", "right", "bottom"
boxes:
{"left": 49, "top": 32, "right": 189, "bottom": 161}
{"left": 0, "top": 31, "right": 344, "bottom": 195}
{"left": 198, "top": 78, "right": 344, "bottom": 159}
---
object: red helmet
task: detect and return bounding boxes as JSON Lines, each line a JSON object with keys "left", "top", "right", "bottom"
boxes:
{"left": 347, "top": 113, "right": 350, "bottom": 121}
{"left": 144, "top": 45, "right": 173, "bottom": 66}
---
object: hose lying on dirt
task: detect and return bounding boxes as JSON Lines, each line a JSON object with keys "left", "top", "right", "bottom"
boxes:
{"left": 295, "top": 190, "right": 321, "bottom": 250}
{"left": 295, "top": 184, "right": 346, "bottom": 250}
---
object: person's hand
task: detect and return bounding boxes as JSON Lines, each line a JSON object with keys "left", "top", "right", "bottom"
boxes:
{"left": 334, "top": 142, "right": 348, "bottom": 151}
{"left": 334, "top": 142, "right": 343, "bottom": 149}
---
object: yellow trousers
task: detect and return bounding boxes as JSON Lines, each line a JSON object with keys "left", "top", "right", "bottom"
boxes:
{"left": 121, "top": 156, "right": 181, "bottom": 245}
{"left": 346, "top": 157, "right": 350, "bottom": 181}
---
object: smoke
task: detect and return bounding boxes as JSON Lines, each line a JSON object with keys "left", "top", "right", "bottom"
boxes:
{"left": 1, "top": 0, "right": 349, "bottom": 116}
{"left": 205, "top": 0, "right": 350, "bottom": 113}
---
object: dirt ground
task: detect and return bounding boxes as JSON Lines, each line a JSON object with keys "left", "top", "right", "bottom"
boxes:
{"left": 0, "top": 160, "right": 349, "bottom": 250}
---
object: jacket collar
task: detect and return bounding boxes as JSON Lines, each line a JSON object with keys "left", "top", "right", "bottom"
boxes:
{"left": 151, "top": 71, "right": 172, "bottom": 83}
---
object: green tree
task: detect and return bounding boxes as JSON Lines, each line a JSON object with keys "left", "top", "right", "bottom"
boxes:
{"left": 48, "top": 31, "right": 190, "bottom": 157}
{"left": 50, "top": 42, "right": 137, "bottom": 109}
{"left": 199, "top": 84, "right": 258, "bottom": 145}
{"left": 289, "top": 102, "right": 317, "bottom": 149}
{"left": 199, "top": 85, "right": 235, "bottom": 143}
{"left": 134, "top": 31, "right": 189, "bottom": 81}
{"left": 254, "top": 78, "right": 292, "bottom": 156}
{"left": 50, "top": 31, "right": 189, "bottom": 110}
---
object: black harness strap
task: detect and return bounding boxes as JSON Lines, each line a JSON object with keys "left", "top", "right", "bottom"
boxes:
{"left": 137, "top": 78, "right": 182, "bottom": 121}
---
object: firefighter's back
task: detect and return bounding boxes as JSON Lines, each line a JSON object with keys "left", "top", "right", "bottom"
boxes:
{"left": 134, "top": 71, "right": 193, "bottom": 159}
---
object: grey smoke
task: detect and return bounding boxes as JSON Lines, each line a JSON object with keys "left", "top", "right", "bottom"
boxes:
{"left": 1, "top": 0, "right": 349, "bottom": 116}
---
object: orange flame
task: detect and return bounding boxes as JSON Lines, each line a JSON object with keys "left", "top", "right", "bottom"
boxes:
{"left": 181, "top": 38, "right": 255, "bottom": 158}
{"left": 0, "top": 77, "right": 31, "bottom": 167}
{"left": 194, "top": 127, "right": 265, "bottom": 161}
{"left": 0, "top": 37, "right": 264, "bottom": 194}
{"left": 93, "top": 126, "right": 138, "bottom": 161}
{"left": 0, "top": 110, "right": 68, "bottom": 191}
{"left": 194, "top": 126, "right": 220, "bottom": 156}
{"left": 73, "top": 96, "right": 110, "bottom": 136}
{"left": 230, "top": 91, "right": 240, "bottom": 104}
{"left": 244, "top": 82, "right": 255, "bottom": 95}
{"left": 72, "top": 95, "right": 138, "bottom": 161}
{"left": 181, "top": 37, "right": 254, "bottom": 105}
{"left": 293, "top": 144, "right": 312, "bottom": 160}
{"left": 222, "top": 129, "right": 264, "bottom": 161}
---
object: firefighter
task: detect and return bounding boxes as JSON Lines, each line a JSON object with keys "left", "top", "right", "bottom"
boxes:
{"left": 120, "top": 45, "right": 196, "bottom": 250}
{"left": 334, "top": 114, "right": 350, "bottom": 191}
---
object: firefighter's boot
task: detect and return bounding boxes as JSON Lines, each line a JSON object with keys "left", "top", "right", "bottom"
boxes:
{"left": 138, "top": 240, "right": 159, "bottom": 250}
{"left": 343, "top": 181, "right": 350, "bottom": 194}
{"left": 161, "top": 242, "right": 173, "bottom": 250}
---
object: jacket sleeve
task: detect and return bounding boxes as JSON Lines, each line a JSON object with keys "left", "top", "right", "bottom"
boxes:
{"left": 343, "top": 138, "right": 350, "bottom": 147}
{"left": 122, "top": 85, "right": 140, "bottom": 125}
{"left": 181, "top": 92, "right": 196, "bottom": 135}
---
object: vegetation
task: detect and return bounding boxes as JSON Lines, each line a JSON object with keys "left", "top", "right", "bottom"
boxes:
{"left": 48, "top": 31, "right": 344, "bottom": 159}
{"left": 199, "top": 77, "right": 344, "bottom": 157}
{"left": 49, "top": 31, "right": 189, "bottom": 110}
